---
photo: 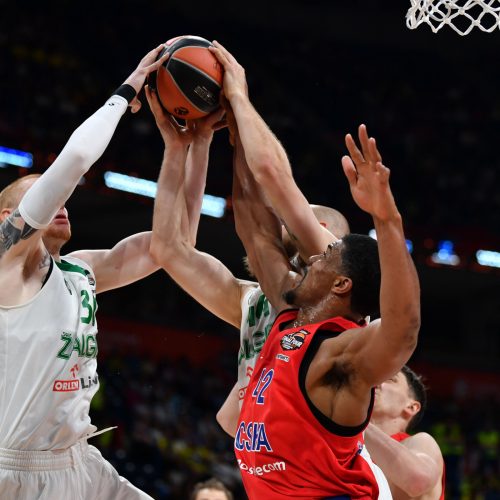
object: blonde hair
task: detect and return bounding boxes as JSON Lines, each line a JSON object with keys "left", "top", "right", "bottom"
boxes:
{"left": 0, "top": 174, "right": 41, "bottom": 211}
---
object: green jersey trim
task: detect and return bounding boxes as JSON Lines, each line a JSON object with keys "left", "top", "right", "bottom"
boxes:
{"left": 56, "top": 259, "right": 91, "bottom": 277}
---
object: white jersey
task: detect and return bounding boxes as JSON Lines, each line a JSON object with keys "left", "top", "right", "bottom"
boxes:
{"left": 238, "top": 286, "right": 278, "bottom": 406}
{"left": 0, "top": 256, "right": 99, "bottom": 450}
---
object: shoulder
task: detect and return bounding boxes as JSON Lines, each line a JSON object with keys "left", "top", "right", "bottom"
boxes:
{"left": 402, "top": 432, "right": 443, "bottom": 461}
{"left": 240, "top": 283, "right": 262, "bottom": 308}
{"left": 58, "top": 255, "right": 95, "bottom": 276}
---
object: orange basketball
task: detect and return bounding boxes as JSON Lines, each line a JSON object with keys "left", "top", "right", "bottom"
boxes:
{"left": 150, "top": 36, "right": 223, "bottom": 120}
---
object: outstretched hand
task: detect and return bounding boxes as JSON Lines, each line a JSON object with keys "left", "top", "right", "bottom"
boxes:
{"left": 124, "top": 44, "right": 170, "bottom": 113}
{"left": 341, "top": 124, "right": 399, "bottom": 221}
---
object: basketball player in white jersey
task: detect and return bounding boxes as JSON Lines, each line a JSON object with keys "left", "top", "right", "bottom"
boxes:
{"left": 145, "top": 87, "right": 349, "bottom": 435}
{"left": 0, "top": 44, "right": 200, "bottom": 500}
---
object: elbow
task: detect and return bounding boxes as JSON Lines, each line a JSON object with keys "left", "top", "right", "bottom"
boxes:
{"left": 216, "top": 408, "right": 237, "bottom": 438}
{"left": 400, "top": 305, "right": 421, "bottom": 351}
{"left": 406, "top": 311, "right": 421, "bottom": 348}
{"left": 252, "top": 157, "right": 283, "bottom": 186}
{"left": 149, "top": 236, "right": 170, "bottom": 268}
{"left": 66, "top": 142, "right": 96, "bottom": 173}
{"left": 404, "top": 471, "right": 436, "bottom": 498}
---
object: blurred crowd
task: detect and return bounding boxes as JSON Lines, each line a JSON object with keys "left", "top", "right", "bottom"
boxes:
{"left": 91, "top": 353, "right": 244, "bottom": 499}
{"left": 1, "top": 3, "right": 499, "bottom": 237}
{"left": 91, "top": 353, "right": 500, "bottom": 500}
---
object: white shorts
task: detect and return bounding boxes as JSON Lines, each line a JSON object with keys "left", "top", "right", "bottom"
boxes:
{"left": 0, "top": 440, "right": 153, "bottom": 500}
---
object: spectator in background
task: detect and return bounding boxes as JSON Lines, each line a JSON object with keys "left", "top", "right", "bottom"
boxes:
{"left": 190, "top": 477, "right": 234, "bottom": 500}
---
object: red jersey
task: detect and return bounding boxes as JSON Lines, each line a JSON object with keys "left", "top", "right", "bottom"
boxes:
{"left": 391, "top": 432, "right": 445, "bottom": 500}
{"left": 235, "top": 309, "right": 381, "bottom": 500}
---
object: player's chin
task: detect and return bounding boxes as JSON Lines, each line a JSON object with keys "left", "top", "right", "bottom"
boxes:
{"left": 45, "top": 225, "right": 72, "bottom": 243}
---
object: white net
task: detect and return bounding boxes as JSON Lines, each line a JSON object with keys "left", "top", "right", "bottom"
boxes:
{"left": 406, "top": 0, "right": 500, "bottom": 35}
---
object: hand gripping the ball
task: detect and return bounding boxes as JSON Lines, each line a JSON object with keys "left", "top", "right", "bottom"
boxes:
{"left": 209, "top": 41, "right": 249, "bottom": 102}
{"left": 123, "top": 44, "right": 170, "bottom": 113}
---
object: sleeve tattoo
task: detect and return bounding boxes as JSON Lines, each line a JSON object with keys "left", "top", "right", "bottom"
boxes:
{"left": 0, "top": 209, "right": 38, "bottom": 257}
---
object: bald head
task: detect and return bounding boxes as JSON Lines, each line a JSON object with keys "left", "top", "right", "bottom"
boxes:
{"left": 310, "top": 204, "right": 350, "bottom": 239}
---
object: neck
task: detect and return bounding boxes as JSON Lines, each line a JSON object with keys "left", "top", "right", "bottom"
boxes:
{"left": 291, "top": 297, "right": 358, "bottom": 328}
{"left": 43, "top": 240, "right": 63, "bottom": 261}
{"left": 370, "top": 415, "right": 407, "bottom": 436}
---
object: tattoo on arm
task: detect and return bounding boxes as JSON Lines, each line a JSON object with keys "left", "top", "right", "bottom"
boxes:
{"left": 39, "top": 250, "right": 51, "bottom": 270}
{"left": 0, "top": 209, "right": 38, "bottom": 257}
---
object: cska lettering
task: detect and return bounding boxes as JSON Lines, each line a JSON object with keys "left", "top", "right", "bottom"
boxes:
{"left": 235, "top": 421, "right": 273, "bottom": 452}
{"left": 57, "top": 332, "right": 98, "bottom": 360}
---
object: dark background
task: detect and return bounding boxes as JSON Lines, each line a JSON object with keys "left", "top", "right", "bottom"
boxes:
{"left": 1, "top": 0, "right": 499, "bottom": 498}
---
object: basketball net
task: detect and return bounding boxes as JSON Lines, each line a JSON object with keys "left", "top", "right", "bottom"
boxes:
{"left": 406, "top": 0, "right": 500, "bottom": 35}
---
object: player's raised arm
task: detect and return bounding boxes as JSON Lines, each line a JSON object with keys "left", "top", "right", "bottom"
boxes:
{"left": 0, "top": 44, "right": 168, "bottom": 263}
{"left": 340, "top": 125, "right": 421, "bottom": 386}
{"left": 210, "top": 41, "right": 338, "bottom": 259}
{"left": 232, "top": 129, "right": 299, "bottom": 312}
{"left": 147, "top": 87, "right": 255, "bottom": 329}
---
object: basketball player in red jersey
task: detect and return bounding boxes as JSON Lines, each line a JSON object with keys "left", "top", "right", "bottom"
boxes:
{"left": 365, "top": 366, "right": 445, "bottom": 500}
{"left": 227, "top": 114, "right": 420, "bottom": 499}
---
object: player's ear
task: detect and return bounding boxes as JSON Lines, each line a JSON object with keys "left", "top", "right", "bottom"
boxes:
{"left": 332, "top": 276, "right": 352, "bottom": 295}
{"left": 0, "top": 208, "right": 13, "bottom": 222}
{"left": 403, "top": 399, "right": 421, "bottom": 419}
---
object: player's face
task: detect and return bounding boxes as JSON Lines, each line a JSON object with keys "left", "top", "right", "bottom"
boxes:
{"left": 372, "top": 371, "right": 413, "bottom": 419}
{"left": 284, "top": 241, "right": 344, "bottom": 307}
{"left": 195, "top": 489, "right": 228, "bottom": 500}
{"left": 43, "top": 206, "right": 72, "bottom": 246}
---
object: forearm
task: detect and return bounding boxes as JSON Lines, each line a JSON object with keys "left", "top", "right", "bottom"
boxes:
{"left": 151, "top": 144, "right": 190, "bottom": 252}
{"left": 229, "top": 93, "right": 291, "bottom": 183}
{"left": 19, "top": 91, "right": 132, "bottom": 229}
{"left": 229, "top": 95, "right": 335, "bottom": 258}
{"left": 365, "top": 424, "right": 437, "bottom": 496}
{"left": 184, "top": 135, "right": 212, "bottom": 245}
{"left": 233, "top": 137, "right": 291, "bottom": 309}
{"left": 374, "top": 213, "right": 420, "bottom": 343}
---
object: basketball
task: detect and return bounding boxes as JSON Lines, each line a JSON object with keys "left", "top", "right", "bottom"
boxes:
{"left": 150, "top": 36, "right": 223, "bottom": 120}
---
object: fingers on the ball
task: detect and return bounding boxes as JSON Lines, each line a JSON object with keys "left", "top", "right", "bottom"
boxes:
{"left": 209, "top": 46, "right": 226, "bottom": 66}
{"left": 149, "top": 53, "right": 169, "bottom": 72}
{"left": 144, "top": 86, "right": 157, "bottom": 108}
{"left": 168, "top": 114, "right": 181, "bottom": 130}
{"left": 213, "top": 119, "right": 228, "bottom": 131}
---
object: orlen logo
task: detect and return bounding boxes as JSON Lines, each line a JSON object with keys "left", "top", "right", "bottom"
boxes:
{"left": 53, "top": 379, "right": 80, "bottom": 392}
